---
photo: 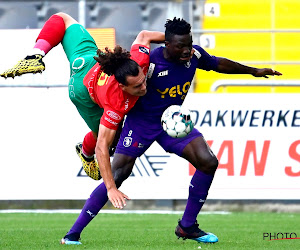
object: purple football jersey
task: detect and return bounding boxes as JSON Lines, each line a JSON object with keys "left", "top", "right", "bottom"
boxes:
{"left": 116, "top": 45, "right": 216, "bottom": 157}
{"left": 128, "top": 45, "right": 218, "bottom": 128}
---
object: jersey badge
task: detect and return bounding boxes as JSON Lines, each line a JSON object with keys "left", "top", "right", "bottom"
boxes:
{"left": 185, "top": 61, "right": 191, "bottom": 68}
{"left": 139, "top": 46, "right": 149, "bottom": 55}
{"left": 123, "top": 137, "right": 132, "bottom": 147}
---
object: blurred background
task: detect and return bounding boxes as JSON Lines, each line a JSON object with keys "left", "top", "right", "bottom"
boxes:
{"left": 0, "top": 0, "right": 299, "bottom": 212}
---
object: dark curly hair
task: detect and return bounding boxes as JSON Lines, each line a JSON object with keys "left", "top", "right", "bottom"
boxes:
{"left": 94, "top": 45, "right": 139, "bottom": 85}
{"left": 165, "top": 17, "right": 191, "bottom": 42}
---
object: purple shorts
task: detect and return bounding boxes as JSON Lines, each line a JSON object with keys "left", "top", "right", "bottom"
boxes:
{"left": 115, "top": 113, "right": 202, "bottom": 158}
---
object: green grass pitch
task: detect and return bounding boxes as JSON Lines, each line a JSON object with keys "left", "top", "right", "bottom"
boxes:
{"left": 0, "top": 212, "right": 299, "bottom": 249}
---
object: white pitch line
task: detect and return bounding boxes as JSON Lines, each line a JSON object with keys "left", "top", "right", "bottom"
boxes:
{"left": 0, "top": 209, "right": 231, "bottom": 215}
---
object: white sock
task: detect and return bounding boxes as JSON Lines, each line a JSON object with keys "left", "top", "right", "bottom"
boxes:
{"left": 27, "top": 48, "right": 45, "bottom": 57}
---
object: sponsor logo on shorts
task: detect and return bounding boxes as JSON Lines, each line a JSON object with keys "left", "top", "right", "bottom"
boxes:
{"left": 105, "top": 117, "right": 118, "bottom": 126}
{"left": 139, "top": 46, "right": 149, "bottom": 55}
{"left": 106, "top": 110, "right": 121, "bottom": 121}
{"left": 123, "top": 137, "right": 132, "bottom": 147}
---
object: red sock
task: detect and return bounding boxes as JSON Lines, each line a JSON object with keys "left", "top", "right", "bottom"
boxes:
{"left": 35, "top": 15, "right": 65, "bottom": 55}
{"left": 82, "top": 132, "right": 97, "bottom": 157}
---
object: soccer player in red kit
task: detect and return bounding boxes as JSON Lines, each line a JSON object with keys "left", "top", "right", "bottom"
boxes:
{"left": 1, "top": 12, "right": 164, "bottom": 204}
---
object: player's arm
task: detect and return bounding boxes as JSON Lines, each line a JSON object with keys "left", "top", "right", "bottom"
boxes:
{"left": 95, "top": 124, "right": 129, "bottom": 209}
{"left": 215, "top": 57, "right": 282, "bottom": 78}
{"left": 132, "top": 30, "right": 165, "bottom": 48}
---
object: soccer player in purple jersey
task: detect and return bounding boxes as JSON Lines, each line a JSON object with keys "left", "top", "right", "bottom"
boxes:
{"left": 61, "top": 18, "right": 281, "bottom": 244}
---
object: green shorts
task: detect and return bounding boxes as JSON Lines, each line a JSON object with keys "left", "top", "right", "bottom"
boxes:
{"left": 62, "top": 23, "right": 103, "bottom": 133}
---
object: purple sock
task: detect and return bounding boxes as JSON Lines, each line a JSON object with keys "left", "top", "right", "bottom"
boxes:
{"left": 68, "top": 182, "right": 108, "bottom": 235}
{"left": 181, "top": 170, "right": 214, "bottom": 228}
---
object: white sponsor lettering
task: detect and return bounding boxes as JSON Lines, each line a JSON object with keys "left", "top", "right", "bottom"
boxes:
{"left": 158, "top": 70, "right": 168, "bottom": 77}
{"left": 105, "top": 117, "right": 118, "bottom": 126}
{"left": 125, "top": 98, "right": 129, "bottom": 110}
{"left": 86, "top": 210, "right": 95, "bottom": 217}
{"left": 106, "top": 110, "right": 121, "bottom": 120}
{"left": 147, "top": 63, "right": 155, "bottom": 79}
{"left": 193, "top": 48, "right": 201, "bottom": 59}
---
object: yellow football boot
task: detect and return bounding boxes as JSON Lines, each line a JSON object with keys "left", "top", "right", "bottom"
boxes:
{"left": 1, "top": 55, "right": 45, "bottom": 78}
{"left": 76, "top": 143, "right": 101, "bottom": 181}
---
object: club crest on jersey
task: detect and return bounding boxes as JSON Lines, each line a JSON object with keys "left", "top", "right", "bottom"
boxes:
{"left": 157, "top": 70, "right": 168, "bottom": 77}
{"left": 185, "top": 61, "right": 191, "bottom": 68}
{"left": 139, "top": 46, "right": 149, "bottom": 55}
{"left": 123, "top": 137, "right": 132, "bottom": 147}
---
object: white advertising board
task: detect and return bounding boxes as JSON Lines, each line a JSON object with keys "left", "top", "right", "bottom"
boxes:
{"left": 122, "top": 93, "right": 300, "bottom": 200}
{"left": 0, "top": 88, "right": 298, "bottom": 200}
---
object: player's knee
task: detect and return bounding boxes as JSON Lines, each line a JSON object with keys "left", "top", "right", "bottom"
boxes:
{"left": 113, "top": 164, "right": 134, "bottom": 188}
{"left": 114, "top": 169, "right": 131, "bottom": 188}
{"left": 195, "top": 155, "right": 218, "bottom": 175}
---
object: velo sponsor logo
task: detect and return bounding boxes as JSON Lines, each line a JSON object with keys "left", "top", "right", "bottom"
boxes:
{"left": 263, "top": 232, "right": 300, "bottom": 241}
{"left": 158, "top": 70, "right": 168, "bottom": 77}
{"left": 106, "top": 110, "right": 121, "bottom": 121}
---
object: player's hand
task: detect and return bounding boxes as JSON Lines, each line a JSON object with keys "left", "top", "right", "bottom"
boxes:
{"left": 253, "top": 68, "right": 282, "bottom": 78}
{"left": 107, "top": 188, "right": 130, "bottom": 209}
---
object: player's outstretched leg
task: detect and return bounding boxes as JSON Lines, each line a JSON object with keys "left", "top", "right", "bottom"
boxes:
{"left": 1, "top": 14, "right": 66, "bottom": 79}
{"left": 1, "top": 55, "right": 45, "bottom": 78}
{"left": 60, "top": 182, "right": 109, "bottom": 245}
{"left": 76, "top": 143, "right": 101, "bottom": 180}
{"left": 175, "top": 220, "right": 218, "bottom": 243}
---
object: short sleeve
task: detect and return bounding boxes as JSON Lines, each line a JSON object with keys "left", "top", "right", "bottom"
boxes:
{"left": 193, "top": 45, "right": 219, "bottom": 71}
{"left": 130, "top": 44, "right": 150, "bottom": 75}
{"left": 100, "top": 107, "right": 125, "bottom": 130}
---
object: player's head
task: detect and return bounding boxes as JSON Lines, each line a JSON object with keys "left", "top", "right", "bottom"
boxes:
{"left": 94, "top": 46, "right": 147, "bottom": 96}
{"left": 164, "top": 17, "right": 193, "bottom": 63}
